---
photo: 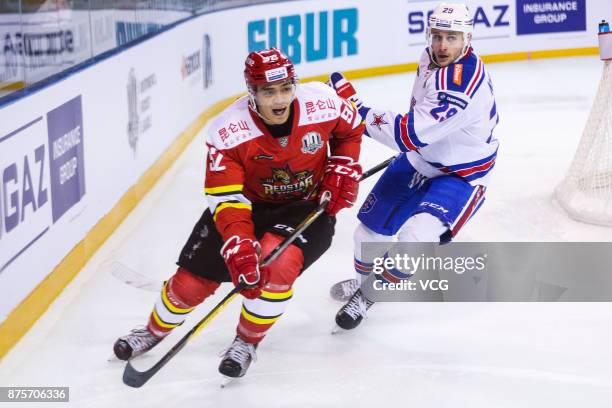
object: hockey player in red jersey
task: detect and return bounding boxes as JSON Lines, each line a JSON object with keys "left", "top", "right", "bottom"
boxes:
{"left": 113, "top": 48, "right": 364, "bottom": 379}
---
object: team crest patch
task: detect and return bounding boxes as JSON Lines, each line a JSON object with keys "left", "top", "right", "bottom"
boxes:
{"left": 301, "top": 131, "right": 323, "bottom": 154}
{"left": 370, "top": 113, "right": 388, "bottom": 131}
{"left": 260, "top": 165, "right": 314, "bottom": 197}
{"left": 360, "top": 193, "right": 377, "bottom": 214}
{"left": 278, "top": 136, "right": 289, "bottom": 148}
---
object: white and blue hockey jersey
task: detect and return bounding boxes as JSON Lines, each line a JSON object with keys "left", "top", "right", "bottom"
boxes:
{"left": 360, "top": 47, "right": 499, "bottom": 186}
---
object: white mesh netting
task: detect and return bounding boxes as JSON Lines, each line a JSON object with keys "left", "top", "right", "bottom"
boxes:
{"left": 555, "top": 60, "right": 612, "bottom": 226}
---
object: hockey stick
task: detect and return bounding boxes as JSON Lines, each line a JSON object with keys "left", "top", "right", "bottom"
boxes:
{"left": 109, "top": 262, "right": 162, "bottom": 293}
{"left": 111, "top": 155, "right": 397, "bottom": 294}
{"left": 122, "top": 156, "right": 395, "bottom": 388}
{"left": 107, "top": 195, "right": 334, "bottom": 294}
{"left": 123, "top": 193, "right": 331, "bottom": 387}
{"left": 360, "top": 155, "right": 396, "bottom": 180}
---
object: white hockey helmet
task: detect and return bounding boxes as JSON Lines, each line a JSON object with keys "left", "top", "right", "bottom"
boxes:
{"left": 427, "top": 3, "right": 474, "bottom": 62}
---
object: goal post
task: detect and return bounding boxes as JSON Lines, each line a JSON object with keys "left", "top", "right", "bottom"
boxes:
{"left": 555, "top": 27, "right": 612, "bottom": 226}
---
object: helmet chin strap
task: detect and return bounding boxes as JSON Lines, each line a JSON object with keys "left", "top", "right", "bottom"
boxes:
{"left": 247, "top": 88, "right": 262, "bottom": 117}
{"left": 457, "top": 32, "right": 472, "bottom": 61}
{"left": 428, "top": 48, "right": 443, "bottom": 68}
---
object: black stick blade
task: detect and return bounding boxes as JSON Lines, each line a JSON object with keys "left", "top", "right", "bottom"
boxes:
{"left": 123, "top": 360, "right": 156, "bottom": 388}
{"left": 122, "top": 338, "right": 188, "bottom": 388}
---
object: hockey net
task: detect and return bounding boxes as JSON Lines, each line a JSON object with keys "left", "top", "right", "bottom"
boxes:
{"left": 555, "top": 60, "right": 612, "bottom": 226}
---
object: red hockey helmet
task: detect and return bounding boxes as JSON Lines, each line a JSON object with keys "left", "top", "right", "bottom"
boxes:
{"left": 244, "top": 48, "right": 296, "bottom": 89}
{"left": 244, "top": 48, "right": 297, "bottom": 114}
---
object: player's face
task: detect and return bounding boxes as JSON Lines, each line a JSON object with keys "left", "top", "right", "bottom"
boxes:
{"left": 430, "top": 29, "right": 465, "bottom": 67}
{"left": 255, "top": 80, "right": 296, "bottom": 125}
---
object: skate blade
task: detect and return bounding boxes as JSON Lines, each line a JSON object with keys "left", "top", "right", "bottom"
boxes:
{"left": 220, "top": 376, "right": 237, "bottom": 388}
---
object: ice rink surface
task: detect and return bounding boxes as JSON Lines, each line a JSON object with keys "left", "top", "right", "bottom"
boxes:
{"left": 1, "top": 56, "right": 611, "bottom": 407}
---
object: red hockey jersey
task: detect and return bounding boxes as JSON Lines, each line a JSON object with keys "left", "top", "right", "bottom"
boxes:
{"left": 205, "top": 82, "right": 364, "bottom": 241}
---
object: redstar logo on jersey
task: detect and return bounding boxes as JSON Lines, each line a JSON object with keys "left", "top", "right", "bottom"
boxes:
{"left": 370, "top": 113, "right": 388, "bottom": 131}
{"left": 260, "top": 165, "right": 314, "bottom": 197}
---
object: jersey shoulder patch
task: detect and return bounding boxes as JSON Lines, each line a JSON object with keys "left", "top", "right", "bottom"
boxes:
{"left": 296, "top": 82, "right": 343, "bottom": 125}
{"left": 207, "top": 96, "right": 263, "bottom": 149}
{"left": 435, "top": 52, "right": 486, "bottom": 99}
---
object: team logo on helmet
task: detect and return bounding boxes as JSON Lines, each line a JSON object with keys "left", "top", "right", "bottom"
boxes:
{"left": 265, "top": 67, "right": 288, "bottom": 83}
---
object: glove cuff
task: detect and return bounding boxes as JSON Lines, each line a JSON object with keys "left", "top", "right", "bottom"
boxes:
{"left": 328, "top": 155, "right": 357, "bottom": 165}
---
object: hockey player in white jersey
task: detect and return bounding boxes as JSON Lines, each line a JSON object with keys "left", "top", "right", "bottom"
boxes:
{"left": 328, "top": 2, "right": 499, "bottom": 330}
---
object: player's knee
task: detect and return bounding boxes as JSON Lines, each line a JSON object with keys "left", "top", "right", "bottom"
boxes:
{"left": 397, "top": 212, "right": 447, "bottom": 242}
{"left": 354, "top": 223, "right": 394, "bottom": 260}
{"left": 260, "top": 232, "right": 304, "bottom": 287}
{"left": 353, "top": 223, "right": 390, "bottom": 246}
{"left": 167, "top": 267, "right": 220, "bottom": 307}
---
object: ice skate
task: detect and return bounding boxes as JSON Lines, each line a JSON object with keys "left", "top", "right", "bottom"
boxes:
{"left": 218, "top": 335, "right": 258, "bottom": 385}
{"left": 333, "top": 289, "right": 374, "bottom": 333}
{"left": 329, "top": 278, "right": 359, "bottom": 302}
{"left": 113, "top": 326, "right": 164, "bottom": 361}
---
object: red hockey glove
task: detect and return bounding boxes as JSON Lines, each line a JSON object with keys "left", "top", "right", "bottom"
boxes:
{"left": 220, "top": 236, "right": 269, "bottom": 299}
{"left": 320, "top": 156, "right": 362, "bottom": 216}
{"left": 327, "top": 72, "right": 363, "bottom": 109}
